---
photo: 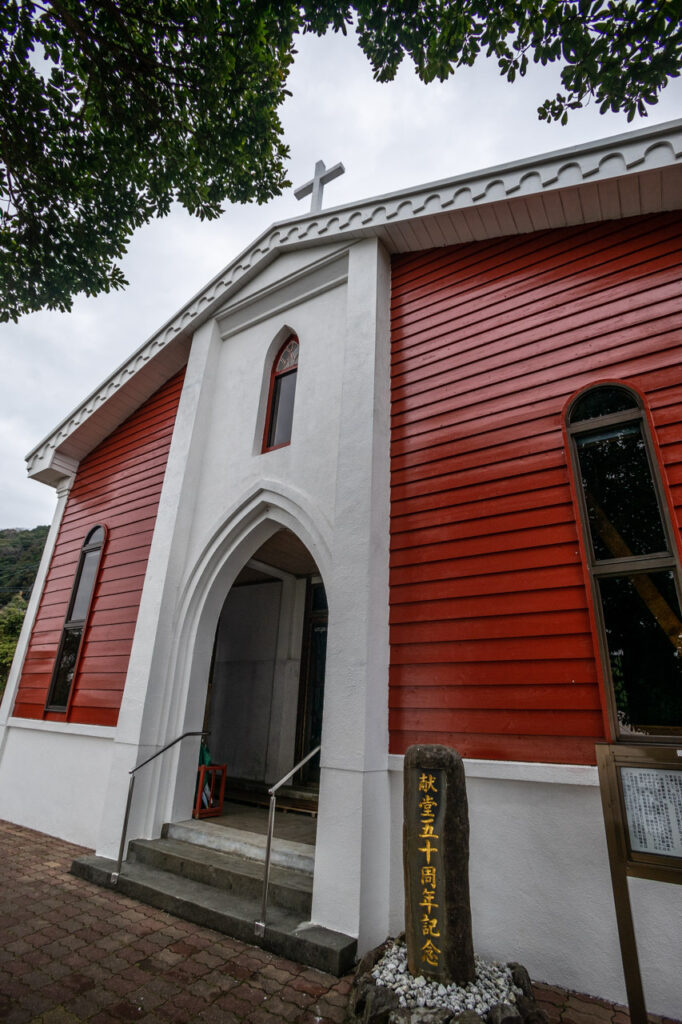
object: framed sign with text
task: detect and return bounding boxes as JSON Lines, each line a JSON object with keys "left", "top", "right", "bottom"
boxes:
{"left": 596, "top": 743, "right": 682, "bottom": 1024}
{"left": 597, "top": 743, "right": 682, "bottom": 884}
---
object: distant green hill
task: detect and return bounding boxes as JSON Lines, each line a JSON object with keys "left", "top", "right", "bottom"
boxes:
{"left": 0, "top": 526, "right": 49, "bottom": 699}
{"left": 0, "top": 526, "right": 49, "bottom": 610}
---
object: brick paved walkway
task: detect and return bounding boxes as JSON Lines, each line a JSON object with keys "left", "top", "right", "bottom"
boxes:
{"left": 0, "top": 820, "right": 677, "bottom": 1024}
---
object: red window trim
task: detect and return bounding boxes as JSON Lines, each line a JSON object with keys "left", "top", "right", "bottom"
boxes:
{"left": 262, "top": 335, "right": 299, "bottom": 453}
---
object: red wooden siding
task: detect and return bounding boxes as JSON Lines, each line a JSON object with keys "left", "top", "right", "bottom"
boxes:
{"left": 13, "top": 370, "right": 186, "bottom": 726}
{"left": 389, "top": 212, "right": 682, "bottom": 764}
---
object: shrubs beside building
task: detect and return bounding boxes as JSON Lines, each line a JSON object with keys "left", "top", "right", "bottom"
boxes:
{"left": 0, "top": 527, "right": 48, "bottom": 698}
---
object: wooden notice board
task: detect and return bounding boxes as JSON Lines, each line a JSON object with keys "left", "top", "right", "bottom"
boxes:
{"left": 596, "top": 744, "right": 682, "bottom": 1024}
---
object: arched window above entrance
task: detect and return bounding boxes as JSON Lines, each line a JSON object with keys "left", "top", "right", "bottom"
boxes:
{"left": 46, "top": 525, "right": 106, "bottom": 712}
{"left": 262, "top": 335, "right": 299, "bottom": 452}
{"left": 566, "top": 384, "right": 682, "bottom": 742}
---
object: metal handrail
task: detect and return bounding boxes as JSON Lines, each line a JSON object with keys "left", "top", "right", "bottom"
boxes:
{"left": 254, "top": 744, "right": 321, "bottom": 936}
{"left": 111, "top": 729, "right": 208, "bottom": 884}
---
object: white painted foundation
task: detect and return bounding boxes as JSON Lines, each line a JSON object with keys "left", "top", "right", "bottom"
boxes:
{"left": 0, "top": 720, "right": 114, "bottom": 849}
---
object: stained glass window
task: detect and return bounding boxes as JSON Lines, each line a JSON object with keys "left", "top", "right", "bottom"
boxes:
{"left": 263, "top": 336, "right": 298, "bottom": 451}
{"left": 276, "top": 338, "right": 298, "bottom": 373}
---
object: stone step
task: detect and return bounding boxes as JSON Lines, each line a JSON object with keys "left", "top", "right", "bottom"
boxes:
{"left": 127, "top": 836, "right": 312, "bottom": 916}
{"left": 162, "top": 818, "right": 315, "bottom": 873}
{"left": 70, "top": 854, "right": 356, "bottom": 976}
{"left": 228, "top": 784, "right": 319, "bottom": 816}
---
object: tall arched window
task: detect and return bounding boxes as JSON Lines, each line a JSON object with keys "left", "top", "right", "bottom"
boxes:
{"left": 46, "top": 525, "right": 105, "bottom": 711}
{"left": 567, "top": 385, "right": 682, "bottom": 741}
{"left": 262, "top": 335, "right": 298, "bottom": 452}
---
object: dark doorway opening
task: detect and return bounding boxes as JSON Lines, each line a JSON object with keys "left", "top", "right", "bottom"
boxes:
{"left": 203, "top": 529, "right": 327, "bottom": 813}
{"left": 296, "top": 580, "right": 328, "bottom": 788}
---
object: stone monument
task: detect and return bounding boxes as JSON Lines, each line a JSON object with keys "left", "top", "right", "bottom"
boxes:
{"left": 403, "top": 744, "right": 475, "bottom": 985}
{"left": 347, "top": 743, "right": 547, "bottom": 1024}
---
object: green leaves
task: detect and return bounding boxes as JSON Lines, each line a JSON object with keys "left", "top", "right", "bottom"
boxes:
{"left": 1, "top": 0, "right": 296, "bottom": 321}
{"left": 0, "top": 524, "right": 47, "bottom": 697}
{"left": 0, "top": 592, "right": 28, "bottom": 699}
{"left": 1, "top": 1, "right": 680, "bottom": 321}
{"left": 343, "top": 1, "right": 682, "bottom": 119}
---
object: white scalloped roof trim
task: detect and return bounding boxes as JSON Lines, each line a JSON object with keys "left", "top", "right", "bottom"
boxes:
{"left": 26, "top": 119, "right": 682, "bottom": 478}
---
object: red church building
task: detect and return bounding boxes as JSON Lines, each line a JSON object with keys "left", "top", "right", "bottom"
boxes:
{"left": 1, "top": 118, "right": 680, "bottom": 1015}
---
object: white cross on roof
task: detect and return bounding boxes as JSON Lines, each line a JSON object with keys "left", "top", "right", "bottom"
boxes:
{"left": 294, "top": 160, "right": 345, "bottom": 213}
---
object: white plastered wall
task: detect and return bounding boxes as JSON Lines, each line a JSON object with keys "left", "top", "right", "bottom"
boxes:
{"left": 90, "top": 239, "right": 394, "bottom": 951}
{"left": 0, "top": 721, "right": 115, "bottom": 847}
{"left": 310, "top": 238, "right": 392, "bottom": 952}
{"left": 388, "top": 758, "right": 681, "bottom": 1019}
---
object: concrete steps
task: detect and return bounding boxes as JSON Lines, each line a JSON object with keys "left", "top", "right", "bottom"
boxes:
{"left": 70, "top": 821, "right": 356, "bottom": 976}
{"left": 163, "top": 818, "right": 315, "bottom": 873}
{"left": 128, "top": 835, "right": 312, "bottom": 916}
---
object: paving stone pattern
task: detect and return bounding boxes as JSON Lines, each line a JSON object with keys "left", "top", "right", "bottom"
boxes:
{"left": 0, "top": 820, "right": 678, "bottom": 1024}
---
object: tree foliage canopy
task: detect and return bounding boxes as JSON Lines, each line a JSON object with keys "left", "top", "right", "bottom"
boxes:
{"left": 0, "top": 526, "right": 48, "bottom": 606}
{"left": 1, "top": 0, "right": 681, "bottom": 322}
{"left": 0, "top": 591, "right": 28, "bottom": 699}
{"left": 0, "top": 526, "right": 48, "bottom": 699}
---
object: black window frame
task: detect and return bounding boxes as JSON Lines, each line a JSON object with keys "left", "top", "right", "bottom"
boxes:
{"left": 45, "top": 525, "right": 106, "bottom": 713}
{"left": 566, "top": 383, "right": 682, "bottom": 744}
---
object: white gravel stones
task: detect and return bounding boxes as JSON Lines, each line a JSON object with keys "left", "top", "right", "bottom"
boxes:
{"left": 370, "top": 941, "right": 523, "bottom": 1020}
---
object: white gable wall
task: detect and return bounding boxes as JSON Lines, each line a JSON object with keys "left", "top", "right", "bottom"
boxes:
{"left": 185, "top": 259, "right": 348, "bottom": 564}
{"left": 93, "top": 237, "right": 394, "bottom": 952}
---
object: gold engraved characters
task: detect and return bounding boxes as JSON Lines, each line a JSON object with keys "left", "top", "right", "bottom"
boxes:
{"left": 404, "top": 746, "right": 475, "bottom": 984}
{"left": 417, "top": 773, "right": 441, "bottom": 967}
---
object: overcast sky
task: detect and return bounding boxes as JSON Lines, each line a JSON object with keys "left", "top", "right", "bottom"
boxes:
{"left": 2, "top": 27, "right": 682, "bottom": 530}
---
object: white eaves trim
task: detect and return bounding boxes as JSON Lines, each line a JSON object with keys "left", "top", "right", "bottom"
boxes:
{"left": 26, "top": 118, "right": 682, "bottom": 483}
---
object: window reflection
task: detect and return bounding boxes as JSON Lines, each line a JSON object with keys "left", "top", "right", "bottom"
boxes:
{"left": 599, "top": 572, "right": 682, "bottom": 737}
{"left": 268, "top": 370, "right": 297, "bottom": 448}
{"left": 570, "top": 385, "right": 637, "bottom": 423}
{"left": 49, "top": 628, "right": 83, "bottom": 710}
{"left": 576, "top": 423, "right": 666, "bottom": 559}
{"left": 46, "top": 525, "right": 105, "bottom": 711}
{"left": 568, "top": 384, "right": 681, "bottom": 742}
{"left": 70, "top": 550, "right": 101, "bottom": 621}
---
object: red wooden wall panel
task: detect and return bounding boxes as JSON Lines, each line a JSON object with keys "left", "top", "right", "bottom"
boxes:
{"left": 389, "top": 212, "right": 682, "bottom": 764}
{"left": 12, "top": 370, "right": 185, "bottom": 726}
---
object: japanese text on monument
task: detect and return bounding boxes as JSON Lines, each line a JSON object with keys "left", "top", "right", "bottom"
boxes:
{"left": 415, "top": 769, "right": 445, "bottom": 972}
{"left": 403, "top": 744, "right": 475, "bottom": 985}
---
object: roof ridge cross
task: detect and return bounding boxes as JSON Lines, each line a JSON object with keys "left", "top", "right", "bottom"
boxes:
{"left": 294, "top": 159, "right": 345, "bottom": 213}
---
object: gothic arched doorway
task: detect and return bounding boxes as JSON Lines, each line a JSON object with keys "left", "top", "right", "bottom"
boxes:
{"left": 203, "top": 527, "right": 327, "bottom": 807}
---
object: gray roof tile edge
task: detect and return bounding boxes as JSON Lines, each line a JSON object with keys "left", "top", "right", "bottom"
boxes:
{"left": 26, "top": 118, "right": 682, "bottom": 476}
